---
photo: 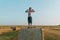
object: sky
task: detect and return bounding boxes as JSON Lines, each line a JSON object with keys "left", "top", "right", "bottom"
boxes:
{"left": 0, "top": 0, "right": 60, "bottom": 25}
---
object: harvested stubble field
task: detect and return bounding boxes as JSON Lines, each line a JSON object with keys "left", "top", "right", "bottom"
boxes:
{"left": 0, "top": 26, "right": 21, "bottom": 34}
{"left": 0, "top": 25, "right": 60, "bottom": 40}
{"left": 43, "top": 26, "right": 60, "bottom": 40}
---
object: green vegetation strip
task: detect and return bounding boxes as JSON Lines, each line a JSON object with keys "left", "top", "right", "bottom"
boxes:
{"left": 0, "top": 31, "right": 18, "bottom": 40}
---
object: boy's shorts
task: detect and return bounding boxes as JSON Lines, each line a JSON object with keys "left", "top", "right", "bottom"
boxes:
{"left": 28, "top": 16, "right": 32, "bottom": 24}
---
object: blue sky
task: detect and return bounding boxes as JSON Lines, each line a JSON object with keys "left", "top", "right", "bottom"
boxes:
{"left": 0, "top": 0, "right": 60, "bottom": 25}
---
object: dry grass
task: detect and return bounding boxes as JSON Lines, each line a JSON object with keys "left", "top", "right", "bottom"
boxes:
{"left": 0, "top": 26, "right": 21, "bottom": 34}
{"left": 44, "top": 31, "right": 60, "bottom": 40}
{"left": 0, "top": 27, "right": 13, "bottom": 34}
{"left": 43, "top": 26, "right": 60, "bottom": 40}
